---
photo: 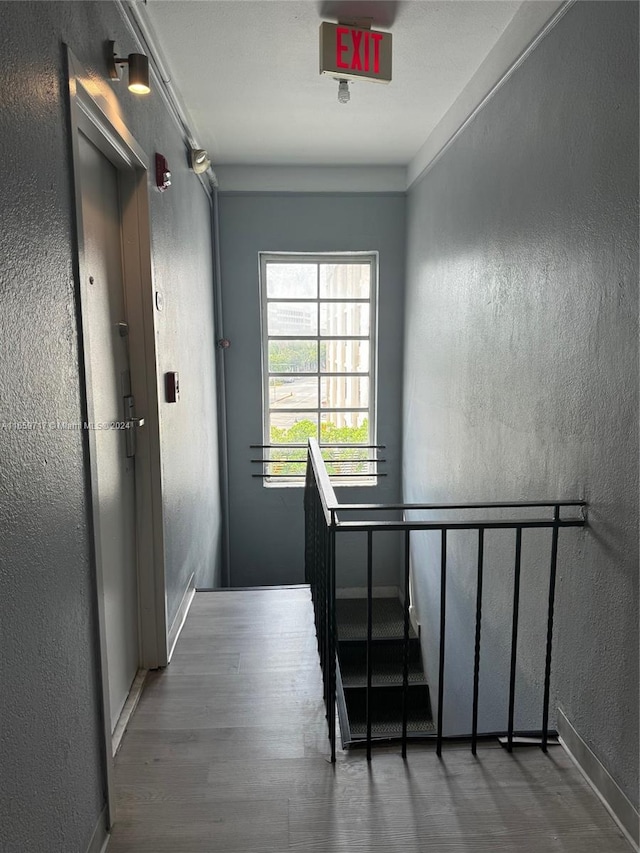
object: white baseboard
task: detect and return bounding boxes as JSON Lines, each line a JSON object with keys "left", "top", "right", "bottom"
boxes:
{"left": 167, "top": 573, "right": 195, "bottom": 662}
{"left": 86, "top": 806, "right": 109, "bottom": 853}
{"left": 408, "top": 603, "right": 421, "bottom": 637}
{"left": 112, "top": 669, "right": 147, "bottom": 756}
{"left": 557, "top": 708, "right": 639, "bottom": 850}
{"left": 336, "top": 586, "right": 399, "bottom": 599}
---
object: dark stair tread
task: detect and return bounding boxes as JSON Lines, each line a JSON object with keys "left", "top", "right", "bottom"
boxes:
{"left": 348, "top": 717, "right": 436, "bottom": 737}
{"left": 341, "top": 658, "right": 427, "bottom": 688}
{"left": 337, "top": 679, "right": 435, "bottom": 742}
{"left": 336, "top": 597, "right": 416, "bottom": 641}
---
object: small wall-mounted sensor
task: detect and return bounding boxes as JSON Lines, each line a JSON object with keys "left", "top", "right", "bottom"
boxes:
{"left": 165, "top": 371, "right": 180, "bottom": 403}
{"left": 189, "top": 148, "right": 211, "bottom": 174}
{"left": 155, "top": 153, "right": 171, "bottom": 191}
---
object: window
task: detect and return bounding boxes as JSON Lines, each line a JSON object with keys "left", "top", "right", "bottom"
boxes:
{"left": 260, "top": 253, "right": 377, "bottom": 485}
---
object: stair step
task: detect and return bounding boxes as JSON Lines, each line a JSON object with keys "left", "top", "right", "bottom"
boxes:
{"left": 348, "top": 717, "right": 436, "bottom": 738}
{"left": 344, "top": 684, "right": 434, "bottom": 739}
{"left": 340, "top": 658, "right": 427, "bottom": 688}
{"left": 335, "top": 596, "right": 434, "bottom": 745}
{"left": 336, "top": 597, "right": 416, "bottom": 641}
{"left": 338, "top": 637, "right": 422, "bottom": 669}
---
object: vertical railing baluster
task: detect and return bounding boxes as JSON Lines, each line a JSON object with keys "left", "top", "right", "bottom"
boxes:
{"left": 542, "top": 506, "right": 560, "bottom": 752}
{"left": 507, "top": 526, "right": 523, "bottom": 752}
{"left": 328, "top": 515, "right": 337, "bottom": 763}
{"left": 322, "top": 506, "right": 328, "bottom": 718}
{"left": 436, "top": 529, "right": 447, "bottom": 758}
{"left": 401, "top": 529, "right": 411, "bottom": 759}
{"left": 319, "top": 504, "right": 324, "bottom": 656}
{"left": 322, "top": 517, "right": 328, "bottom": 732}
{"left": 471, "top": 527, "right": 485, "bottom": 756}
{"left": 316, "top": 495, "right": 322, "bottom": 655}
{"left": 366, "top": 531, "right": 373, "bottom": 761}
{"left": 318, "top": 505, "right": 329, "bottom": 723}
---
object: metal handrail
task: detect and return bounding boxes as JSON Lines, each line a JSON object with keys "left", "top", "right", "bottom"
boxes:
{"left": 332, "top": 518, "right": 584, "bottom": 530}
{"left": 307, "top": 437, "right": 339, "bottom": 519}
{"left": 328, "top": 500, "right": 586, "bottom": 511}
{"left": 304, "top": 438, "right": 587, "bottom": 762}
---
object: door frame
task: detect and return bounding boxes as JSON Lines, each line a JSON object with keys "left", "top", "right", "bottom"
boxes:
{"left": 66, "top": 48, "right": 167, "bottom": 825}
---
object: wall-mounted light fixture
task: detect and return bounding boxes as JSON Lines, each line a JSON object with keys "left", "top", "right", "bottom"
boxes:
{"left": 189, "top": 148, "right": 211, "bottom": 174}
{"left": 108, "top": 40, "right": 151, "bottom": 95}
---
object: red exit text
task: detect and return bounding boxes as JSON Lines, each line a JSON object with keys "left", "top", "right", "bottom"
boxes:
{"left": 336, "top": 26, "right": 384, "bottom": 73}
{"left": 319, "top": 22, "right": 392, "bottom": 83}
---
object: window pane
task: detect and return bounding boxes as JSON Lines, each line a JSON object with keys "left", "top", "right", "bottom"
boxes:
{"left": 320, "top": 411, "right": 369, "bottom": 443}
{"left": 261, "top": 254, "right": 376, "bottom": 485}
{"left": 322, "top": 446, "right": 374, "bottom": 477}
{"left": 267, "top": 302, "right": 317, "bottom": 336}
{"left": 266, "top": 263, "right": 317, "bottom": 298}
{"left": 268, "top": 446, "right": 307, "bottom": 462}
{"left": 320, "top": 340, "right": 370, "bottom": 374}
{"left": 321, "top": 377, "right": 369, "bottom": 410}
{"left": 320, "top": 263, "right": 370, "bottom": 298}
{"left": 320, "top": 302, "right": 369, "bottom": 336}
{"left": 266, "top": 444, "right": 307, "bottom": 478}
{"left": 269, "top": 376, "right": 318, "bottom": 410}
{"left": 269, "top": 412, "right": 318, "bottom": 443}
{"left": 268, "top": 340, "right": 317, "bottom": 373}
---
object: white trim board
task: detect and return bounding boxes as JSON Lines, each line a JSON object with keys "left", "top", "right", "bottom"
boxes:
{"left": 557, "top": 708, "right": 639, "bottom": 851}
{"left": 112, "top": 669, "right": 147, "bottom": 757}
{"left": 167, "top": 573, "right": 196, "bottom": 662}
{"left": 85, "top": 806, "right": 109, "bottom": 853}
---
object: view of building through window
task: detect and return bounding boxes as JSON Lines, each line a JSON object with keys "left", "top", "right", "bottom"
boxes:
{"left": 260, "top": 254, "right": 377, "bottom": 483}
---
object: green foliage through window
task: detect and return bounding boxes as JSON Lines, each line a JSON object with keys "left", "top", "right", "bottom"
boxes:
{"left": 268, "top": 419, "right": 371, "bottom": 478}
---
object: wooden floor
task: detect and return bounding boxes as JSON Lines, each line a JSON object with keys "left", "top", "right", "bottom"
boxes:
{"left": 108, "top": 587, "right": 632, "bottom": 852}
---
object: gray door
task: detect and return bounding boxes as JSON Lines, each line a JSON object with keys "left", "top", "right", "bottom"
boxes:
{"left": 78, "top": 131, "right": 139, "bottom": 732}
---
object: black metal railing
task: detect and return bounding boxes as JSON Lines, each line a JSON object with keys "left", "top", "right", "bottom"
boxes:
{"left": 304, "top": 438, "right": 587, "bottom": 762}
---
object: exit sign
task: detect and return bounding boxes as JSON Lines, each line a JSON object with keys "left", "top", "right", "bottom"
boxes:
{"left": 319, "top": 22, "right": 392, "bottom": 84}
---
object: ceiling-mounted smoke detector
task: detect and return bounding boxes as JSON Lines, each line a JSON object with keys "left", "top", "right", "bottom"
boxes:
{"left": 337, "top": 79, "right": 350, "bottom": 104}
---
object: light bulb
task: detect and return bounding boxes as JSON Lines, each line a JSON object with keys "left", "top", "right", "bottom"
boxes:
{"left": 127, "top": 53, "right": 150, "bottom": 95}
{"left": 338, "top": 79, "right": 350, "bottom": 104}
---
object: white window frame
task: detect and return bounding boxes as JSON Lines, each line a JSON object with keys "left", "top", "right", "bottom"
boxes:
{"left": 259, "top": 251, "right": 378, "bottom": 486}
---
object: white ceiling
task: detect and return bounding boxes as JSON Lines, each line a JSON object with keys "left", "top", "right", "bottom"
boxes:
{"left": 144, "top": 0, "right": 529, "bottom": 168}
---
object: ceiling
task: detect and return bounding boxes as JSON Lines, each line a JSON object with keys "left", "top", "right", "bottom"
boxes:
{"left": 144, "top": 0, "right": 530, "bottom": 169}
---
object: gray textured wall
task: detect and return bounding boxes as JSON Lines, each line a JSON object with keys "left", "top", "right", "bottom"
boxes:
{"left": 218, "top": 193, "right": 406, "bottom": 587}
{"left": 403, "top": 1, "right": 638, "bottom": 805}
{"left": 0, "top": 2, "right": 221, "bottom": 851}
{"left": 154, "top": 153, "right": 222, "bottom": 619}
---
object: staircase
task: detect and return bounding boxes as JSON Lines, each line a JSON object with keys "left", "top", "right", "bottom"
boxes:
{"left": 335, "top": 596, "right": 434, "bottom": 746}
